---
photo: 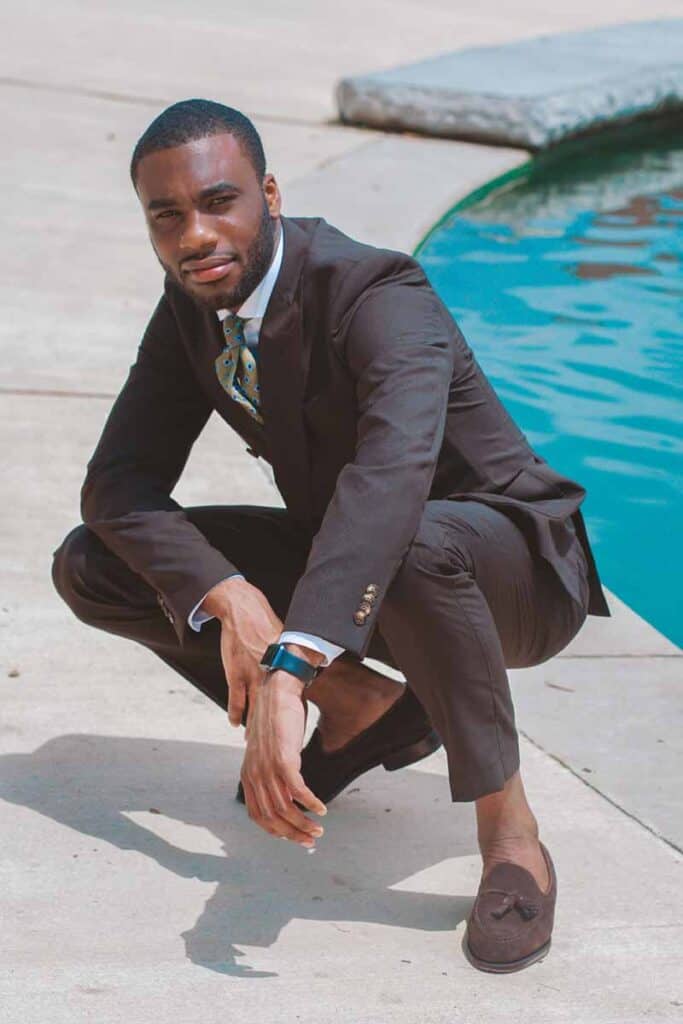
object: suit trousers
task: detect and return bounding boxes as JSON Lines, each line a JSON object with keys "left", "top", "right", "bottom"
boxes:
{"left": 52, "top": 499, "right": 590, "bottom": 801}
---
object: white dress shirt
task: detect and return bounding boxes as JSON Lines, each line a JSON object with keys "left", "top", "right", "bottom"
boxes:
{"left": 188, "top": 225, "right": 344, "bottom": 667}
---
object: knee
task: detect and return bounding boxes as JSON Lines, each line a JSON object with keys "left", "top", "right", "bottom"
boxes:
{"left": 51, "top": 525, "right": 100, "bottom": 619}
{"left": 388, "top": 504, "right": 471, "bottom": 600}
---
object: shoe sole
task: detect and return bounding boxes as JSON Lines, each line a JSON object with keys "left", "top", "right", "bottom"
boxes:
{"left": 235, "top": 727, "right": 442, "bottom": 805}
{"left": 464, "top": 937, "right": 552, "bottom": 974}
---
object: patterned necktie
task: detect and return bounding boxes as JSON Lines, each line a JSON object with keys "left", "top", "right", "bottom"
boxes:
{"left": 215, "top": 312, "right": 264, "bottom": 424}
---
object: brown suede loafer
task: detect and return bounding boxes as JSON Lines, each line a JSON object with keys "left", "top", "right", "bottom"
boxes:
{"left": 465, "top": 842, "right": 557, "bottom": 973}
{"left": 236, "top": 686, "right": 441, "bottom": 806}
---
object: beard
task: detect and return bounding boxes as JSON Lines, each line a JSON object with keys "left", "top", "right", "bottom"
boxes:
{"left": 162, "top": 200, "right": 277, "bottom": 311}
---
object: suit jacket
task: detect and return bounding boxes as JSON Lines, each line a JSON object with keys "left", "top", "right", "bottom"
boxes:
{"left": 82, "top": 214, "right": 610, "bottom": 657}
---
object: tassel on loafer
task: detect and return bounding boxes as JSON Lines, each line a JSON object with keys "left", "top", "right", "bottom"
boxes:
{"left": 465, "top": 841, "right": 557, "bottom": 973}
{"left": 236, "top": 686, "right": 441, "bottom": 806}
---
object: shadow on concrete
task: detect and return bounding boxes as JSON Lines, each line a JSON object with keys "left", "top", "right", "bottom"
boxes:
{"left": 0, "top": 735, "right": 475, "bottom": 978}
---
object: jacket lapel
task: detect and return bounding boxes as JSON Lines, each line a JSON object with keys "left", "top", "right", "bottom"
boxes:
{"left": 258, "top": 215, "right": 314, "bottom": 527}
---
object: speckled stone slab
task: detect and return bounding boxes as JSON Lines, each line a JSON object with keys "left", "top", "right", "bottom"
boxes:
{"left": 336, "top": 19, "right": 683, "bottom": 150}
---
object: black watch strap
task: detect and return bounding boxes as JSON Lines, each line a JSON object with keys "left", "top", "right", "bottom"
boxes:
{"left": 259, "top": 642, "right": 322, "bottom": 687}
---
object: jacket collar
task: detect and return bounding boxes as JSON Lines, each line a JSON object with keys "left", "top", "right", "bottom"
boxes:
{"left": 257, "top": 215, "right": 316, "bottom": 526}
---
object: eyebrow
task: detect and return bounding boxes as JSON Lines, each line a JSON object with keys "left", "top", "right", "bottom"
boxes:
{"left": 146, "top": 180, "right": 241, "bottom": 211}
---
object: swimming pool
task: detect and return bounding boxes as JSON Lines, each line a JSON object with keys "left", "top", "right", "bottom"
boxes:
{"left": 417, "top": 119, "right": 683, "bottom": 648}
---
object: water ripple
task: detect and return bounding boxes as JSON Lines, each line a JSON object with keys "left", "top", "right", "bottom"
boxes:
{"left": 418, "top": 121, "right": 683, "bottom": 646}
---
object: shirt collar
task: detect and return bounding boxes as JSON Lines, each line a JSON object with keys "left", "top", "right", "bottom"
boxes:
{"left": 216, "top": 223, "right": 284, "bottom": 322}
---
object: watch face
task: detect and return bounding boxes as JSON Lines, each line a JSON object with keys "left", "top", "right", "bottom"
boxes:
{"left": 259, "top": 644, "right": 276, "bottom": 668}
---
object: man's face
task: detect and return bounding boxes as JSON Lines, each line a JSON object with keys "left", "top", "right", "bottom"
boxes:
{"left": 135, "top": 132, "right": 281, "bottom": 311}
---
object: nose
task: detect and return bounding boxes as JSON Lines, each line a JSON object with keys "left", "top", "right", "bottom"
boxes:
{"left": 178, "top": 209, "right": 219, "bottom": 254}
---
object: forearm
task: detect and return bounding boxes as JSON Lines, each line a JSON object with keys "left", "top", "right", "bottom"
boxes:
{"left": 80, "top": 295, "right": 229, "bottom": 640}
{"left": 282, "top": 275, "right": 456, "bottom": 657}
{"left": 85, "top": 508, "right": 238, "bottom": 638}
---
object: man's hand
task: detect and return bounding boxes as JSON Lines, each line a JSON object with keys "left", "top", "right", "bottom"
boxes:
{"left": 200, "top": 582, "right": 328, "bottom": 845}
{"left": 241, "top": 669, "right": 327, "bottom": 847}
{"left": 200, "top": 576, "right": 282, "bottom": 726}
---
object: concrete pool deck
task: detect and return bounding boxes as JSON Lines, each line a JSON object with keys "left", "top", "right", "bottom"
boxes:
{"left": 1, "top": 3, "right": 682, "bottom": 1022}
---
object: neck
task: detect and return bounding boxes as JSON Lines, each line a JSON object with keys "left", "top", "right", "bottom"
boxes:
{"left": 227, "top": 217, "right": 282, "bottom": 316}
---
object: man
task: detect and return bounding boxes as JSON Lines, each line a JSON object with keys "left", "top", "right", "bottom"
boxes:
{"left": 53, "top": 99, "right": 610, "bottom": 974}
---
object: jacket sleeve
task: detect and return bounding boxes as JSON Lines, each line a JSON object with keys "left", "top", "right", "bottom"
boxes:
{"left": 80, "top": 293, "right": 241, "bottom": 643}
{"left": 282, "top": 265, "right": 455, "bottom": 657}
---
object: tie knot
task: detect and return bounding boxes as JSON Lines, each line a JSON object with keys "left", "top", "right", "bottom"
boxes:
{"left": 222, "top": 312, "right": 247, "bottom": 343}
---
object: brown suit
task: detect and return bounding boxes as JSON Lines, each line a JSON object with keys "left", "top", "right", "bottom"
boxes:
{"left": 54, "top": 214, "right": 609, "bottom": 800}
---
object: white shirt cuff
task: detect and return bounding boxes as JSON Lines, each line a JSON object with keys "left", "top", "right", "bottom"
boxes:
{"left": 189, "top": 582, "right": 345, "bottom": 666}
{"left": 279, "top": 631, "right": 345, "bottom": 666}
{"left": 188, "top": 574, "right": 245, "bottom": 631}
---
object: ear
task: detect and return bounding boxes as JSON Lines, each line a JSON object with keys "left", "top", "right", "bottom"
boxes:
{"left": 263, "top": 173, "right": 282, "bottom": 218}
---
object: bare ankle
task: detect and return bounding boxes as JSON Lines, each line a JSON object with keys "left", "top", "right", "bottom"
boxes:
{"left": 478, "top": 828, "right": 539, "bottom": 857}
{"left": 306, "top": 660, "right": 404, "bottom": 752}
{"left": 308, "top": 659, "right": 401, "bottom": 712}
{"left": 472, "top": 771, "right": 550, "bottom": 889}
{"left": 475, "top": 771, "right": 540, "bottom": 849}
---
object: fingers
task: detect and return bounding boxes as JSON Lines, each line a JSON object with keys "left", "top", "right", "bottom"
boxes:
{"left": 227, "top": 680, "right": 246, "bottom": 727}
{"left": 282, "top": 766, "right": 327, "bottom": 818}
{"left": 241, "top": 773, "right": 325, "bottom": 848}
{"left": 270, "top": 776, "right": 325, "bottom": 843}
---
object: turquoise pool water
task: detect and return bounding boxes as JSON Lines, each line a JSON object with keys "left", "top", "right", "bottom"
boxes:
{"left": 417, "top": 121, "right": 682, "bottom": 648}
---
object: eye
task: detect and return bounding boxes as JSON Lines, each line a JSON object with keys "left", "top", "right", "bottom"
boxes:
{"left": 209, "top": 195, "right": 233, "bottom": 208}
{"left": 155, "top": 209, "right": 179, "bottom": 222}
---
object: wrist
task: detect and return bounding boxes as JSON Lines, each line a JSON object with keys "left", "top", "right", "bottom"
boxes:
{"left": 260, "top": 642, "right": 323, "bottom": 688}
{"left": 201, "top": 576, "right": 249, "bottom": 620}
{"left": 259, "top": 669, "right": 306, "bottom": 699}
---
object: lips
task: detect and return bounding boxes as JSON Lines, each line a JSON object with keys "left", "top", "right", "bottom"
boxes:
{"left": 183, "top": 256, "right": 236, "bottom": 284}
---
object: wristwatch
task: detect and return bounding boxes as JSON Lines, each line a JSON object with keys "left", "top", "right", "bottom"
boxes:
{"left": 259, "top": 642, "right": 323, "bottom": 688}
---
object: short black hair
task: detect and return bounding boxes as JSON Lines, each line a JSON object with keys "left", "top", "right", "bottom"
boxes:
{"left": 130, "top": 99, "right": 266, "bottom": 185}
